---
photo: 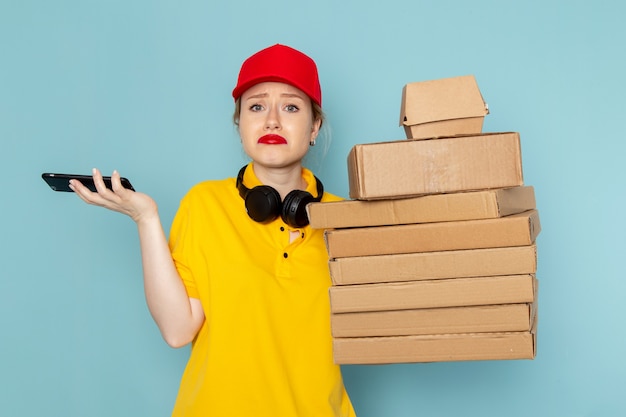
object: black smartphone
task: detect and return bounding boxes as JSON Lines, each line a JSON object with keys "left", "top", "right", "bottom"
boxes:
{"left": 41, "top": 173, "right": 135, "bottom": 192}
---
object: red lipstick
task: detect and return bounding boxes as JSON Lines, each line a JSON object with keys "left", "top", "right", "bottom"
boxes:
{"left": 258, "top": 134, "right": 287, "bottom": 145}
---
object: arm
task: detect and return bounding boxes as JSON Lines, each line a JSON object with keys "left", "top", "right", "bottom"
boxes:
{"left": 70, "top": 168, "right": 204, "bottom": 348}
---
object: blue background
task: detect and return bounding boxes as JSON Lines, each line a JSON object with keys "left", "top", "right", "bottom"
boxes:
{"left": 2, "top": 0, "right": 624, "bottom": 416}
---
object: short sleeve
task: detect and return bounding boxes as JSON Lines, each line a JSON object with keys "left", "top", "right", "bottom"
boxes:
{"left": 168, "top": 195, "right": 200, "bottom": 299}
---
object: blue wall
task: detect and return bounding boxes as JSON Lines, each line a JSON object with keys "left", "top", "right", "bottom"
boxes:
{"left": 2, "top": 1, "right": 624, "bottom": 416}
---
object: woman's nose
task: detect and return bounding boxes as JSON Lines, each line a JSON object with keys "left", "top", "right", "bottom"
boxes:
{"left": 264, "top": 106, "right": 281, "bottom": 130}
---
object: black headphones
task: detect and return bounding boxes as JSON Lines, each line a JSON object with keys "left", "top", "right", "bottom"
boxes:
{"left": 236, "top": 165, "right": 324, "bottom": 228}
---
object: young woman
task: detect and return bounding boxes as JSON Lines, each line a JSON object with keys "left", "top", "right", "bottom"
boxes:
{"left": 70, "top": 44, "right": 356, "bottom": 417}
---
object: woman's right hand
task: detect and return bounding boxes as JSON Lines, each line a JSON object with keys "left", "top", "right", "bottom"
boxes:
{"left": 70, "top": 168, "right": 158, "bottom": 224}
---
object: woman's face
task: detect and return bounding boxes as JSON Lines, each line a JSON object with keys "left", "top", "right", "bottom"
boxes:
{"left": 238, "top": 82, "right": 321, "bottom": 170}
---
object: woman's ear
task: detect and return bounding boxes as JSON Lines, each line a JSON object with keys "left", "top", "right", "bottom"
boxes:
{"left": 309, "top": 118, "right": 321, "bottom": 146}
{"left": 311, "top": 117, "right": 322, "bottom": 137}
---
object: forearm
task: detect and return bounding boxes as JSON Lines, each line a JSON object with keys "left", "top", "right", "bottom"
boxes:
{"left": 136, "top": 213, "right": 204, "bottom": 347}
{"left": 69, "top": 170, "right": 203, "bottom": 346}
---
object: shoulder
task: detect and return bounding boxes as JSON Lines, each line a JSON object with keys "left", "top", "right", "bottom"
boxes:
{"left": 178, "top": 176, "right": 238, "bottom": 208}
{"left": 185, "top": 176, "right": 236, "bottom": 196}
{"left": 321, "top": 191, "right": 343, "bottom": 203}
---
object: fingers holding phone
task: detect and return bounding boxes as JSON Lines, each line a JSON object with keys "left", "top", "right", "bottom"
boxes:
{"left": 44, "top": 168, "right": 158, "bottom": 223}
{"left": 69, "top": 168, "right": 127, "bottom": 205}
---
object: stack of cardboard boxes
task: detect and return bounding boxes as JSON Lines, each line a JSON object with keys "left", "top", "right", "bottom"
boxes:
{"left": 307, "top": 75, "right": 541, "bottom": 364}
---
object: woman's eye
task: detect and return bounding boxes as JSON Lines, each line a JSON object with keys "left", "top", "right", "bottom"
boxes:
{"left": 285, "top": 104, "right": 299, "bottom": 112}
{"left": 249, "top": 104, "right": 263, "bottom": 112}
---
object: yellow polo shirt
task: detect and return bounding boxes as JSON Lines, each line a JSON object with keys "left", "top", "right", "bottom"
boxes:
{"left": 168, "top": 164, "right": 355, "bottom": 417}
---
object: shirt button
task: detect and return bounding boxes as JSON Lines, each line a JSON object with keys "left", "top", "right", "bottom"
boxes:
{"left": 280, "top": 227, "right": 285, "bottom": 232}
{"left": 283, "top": 252, "right": 288, "bottom": 258}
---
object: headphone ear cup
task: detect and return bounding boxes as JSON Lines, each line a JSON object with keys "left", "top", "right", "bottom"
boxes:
{"left": 245, "top": 185, "right": 282, "bottom": 223}
{"left": 281, "top": 190, "right": 315, "bottom": 228}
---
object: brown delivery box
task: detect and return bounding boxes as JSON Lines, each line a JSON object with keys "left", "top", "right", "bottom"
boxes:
{"left": 329, "top": 245, "right": 537, "bottom": 286}
{"left": 333, "top": 328, "right": 536, "bottom": 364}
{"left": 324, "top": 209, "right": 540, "bottom": 259}
{"left": 331, "top": 301, "right": 537, "bottom": 337}
{"left": 399, "top": 75, "right": 489, "bottom": 139}
{"left": 308, "top": 186, "right": 535, "bottom": 229}
{"left": 347, "top": 132, "right": 523, "bottom": 200}
{"left": 329, "top": 274, "right": 537, "bottom": 313}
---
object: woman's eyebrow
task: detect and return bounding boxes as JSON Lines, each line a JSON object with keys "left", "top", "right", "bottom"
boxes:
{"left": 245, "top": 93, "right": 268, "bottom": 99}
{"left": 280, "top": 93, "right": 305, "bottom": 100}
{"left": 245, "top": 92, "right": 305, "bottom": 100}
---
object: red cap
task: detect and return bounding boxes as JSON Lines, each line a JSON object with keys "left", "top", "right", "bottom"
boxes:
{"left": 232, "top": 44, "right": 322, "bottom": 107}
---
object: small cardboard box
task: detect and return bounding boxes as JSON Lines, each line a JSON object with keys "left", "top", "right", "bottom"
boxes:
{"left": 329, "top": 274, "right": 537, "bottom": 313}
{"left": 333, "top": 328, "right": 536, "bottom": 364}
{"left": 324, "top": 209, "right": 540, "bottom": 259}
{"left": 331, "top": 301, "right": 537, "bottom": 338}
{"left": 308, "top": 186, "right": 535, "bottom": 229}
{"left": 399, "top": 75, "right": 489, "bottom": 140}
{"left": 347, "top": 132, "right": 523, "bottom": 200}
{"left": 329, "top": 245, "right": 537, "bottom": 285}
